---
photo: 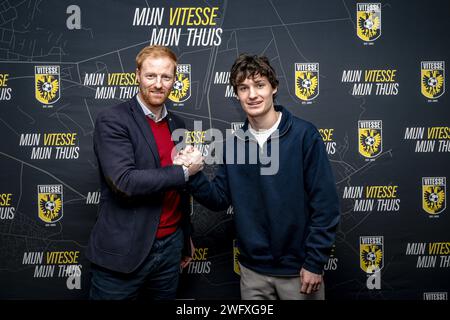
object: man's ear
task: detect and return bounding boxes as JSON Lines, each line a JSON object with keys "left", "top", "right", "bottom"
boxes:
{"left": 135, "top": 68, "right": 140, "bottom": 83}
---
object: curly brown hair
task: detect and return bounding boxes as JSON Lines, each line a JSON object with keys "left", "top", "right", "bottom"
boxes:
{"left": 230, "top": 54, "right": 279, "bottom": 95}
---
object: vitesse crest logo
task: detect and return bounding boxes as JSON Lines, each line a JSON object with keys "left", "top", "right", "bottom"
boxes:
{"left": 295, "top": 63, "right": 319, "bottom": 101}
{"left": 421, "top": 61, "right": 445, "bottom": 99}
{"left": 35, "top": 66, "right": 60, "bottom": 104}
{"left": 360, "top": 236, "right": 383, "bottom": 273}
{"left": 422, "top": 177, "right": 446, "bottom": 215}
{"left": 38, "top": 185, "right": 63, "bottom": 223}
{"left": 357, "top": 3, "right": 381, "bottom": 42}
{"left": 358, "top": 120, "right": 382, "bottom": 158}
{"left": 233, "top": 239, "right": 240, "bottom": 275}
{"left": 169, "top": 64, "right": 191, "bottom": 103}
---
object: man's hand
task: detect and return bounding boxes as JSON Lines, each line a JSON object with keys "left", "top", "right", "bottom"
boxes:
{"left": 180, "top": 237, "right": 195, "bottom": 269}
{"left": 299, "top": 268, "right": 323, "bottom": 294}
{"left": 173, "top": 145, "right": 204, "bottom": 176}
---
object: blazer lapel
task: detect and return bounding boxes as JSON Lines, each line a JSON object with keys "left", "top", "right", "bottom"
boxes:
{"left": 166, "top": 111, "right": 186, "bottom": 151}
{"left": 166, "top": 112, "right": 181, "bottom": 133}
{"left": 129, "top": 97, "right": 161, "bottom": 167}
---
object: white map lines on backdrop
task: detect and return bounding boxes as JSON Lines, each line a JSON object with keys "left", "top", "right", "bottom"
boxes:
{"left": 0, "top": 2, "right": 389, "bottom": 284}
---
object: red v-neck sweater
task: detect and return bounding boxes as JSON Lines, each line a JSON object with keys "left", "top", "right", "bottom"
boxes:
{"left": 146, "top": 116, "right": 181, "bottom": 239}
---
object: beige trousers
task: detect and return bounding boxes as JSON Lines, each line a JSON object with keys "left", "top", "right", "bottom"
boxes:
{"left": 239, "top": 263, "right": 325, "bottom": 300}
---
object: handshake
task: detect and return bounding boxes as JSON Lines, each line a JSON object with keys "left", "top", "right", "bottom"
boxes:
{"left": 173, "top": 145, "right": 205, "bottom": 176}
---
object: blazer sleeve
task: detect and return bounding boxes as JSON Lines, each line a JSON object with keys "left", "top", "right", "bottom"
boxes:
{"left": 94, "top": 111, "right": 186, "bottom": 198}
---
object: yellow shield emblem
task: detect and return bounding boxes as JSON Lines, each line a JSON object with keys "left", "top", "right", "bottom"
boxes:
{"left": 295, "top": 63, "right": 319, "bottom": 101}
{"left": 358, "top": 120, "right": 382, "bottom": 158}
{"left": 357, "top": 3, "right": 381, "bottom": 42}
{"left": 422, "top": 177, "right": 446, "bottom": 215}
{"left": 35, "top": 66, "right": 60, "bottom": 104}
{"left": 38, "top": 185, "right": 63, "bottom": 223}
{"left": 233, "top": 239, "right": 240, "bottom": 275}
{"left": 421, "top": 61, "right": 445, "bottom": 99}
{"left": 169, "top": 64, "right": 191, "bottom": 103}
{"left": 360, "top": 236, "right": 383, "bottom": 273}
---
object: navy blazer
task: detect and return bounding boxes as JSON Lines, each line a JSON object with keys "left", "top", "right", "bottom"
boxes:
{"left": 86, "top": 96, "right": 191, "bottom": 273}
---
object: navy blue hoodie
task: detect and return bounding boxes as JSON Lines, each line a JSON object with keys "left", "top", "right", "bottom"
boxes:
{"left": 189, "top": 105, "right": 340, "bottom": 276}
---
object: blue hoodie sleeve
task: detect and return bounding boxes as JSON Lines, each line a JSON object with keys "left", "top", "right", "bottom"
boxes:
{"left": 302, "top": 130, "right": 340, "bottom": 274}
{"left": 187, "top": 163, "right": 231, "bottom": 211}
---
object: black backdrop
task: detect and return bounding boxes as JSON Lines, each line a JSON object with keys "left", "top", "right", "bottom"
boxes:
{"left": 0, "top": 0, "right": 449, "bottom": 300}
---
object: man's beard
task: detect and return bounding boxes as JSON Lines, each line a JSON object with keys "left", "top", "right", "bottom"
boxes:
{"left": 140, "top": 87, "right": 168, "bottom": 108}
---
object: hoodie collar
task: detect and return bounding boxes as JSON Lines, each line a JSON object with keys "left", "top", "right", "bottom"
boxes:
{"left": 236, "top": 105, "right": 292, "bottom": 141}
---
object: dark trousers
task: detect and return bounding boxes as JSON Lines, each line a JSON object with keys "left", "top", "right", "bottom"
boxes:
{"left": 89, "top": 228, "right": 183, "bottom": 300}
